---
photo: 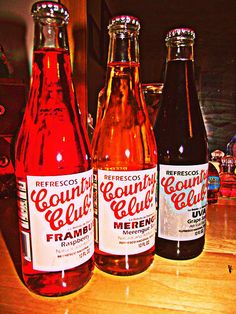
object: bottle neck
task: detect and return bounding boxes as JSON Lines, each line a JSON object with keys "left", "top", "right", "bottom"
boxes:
{"left": 33, "top": 17, "right": 69, "bottom": 51}
{"left": 221, "top": 157, "right": 236, "bottom": 174}
{"left": 31, "top": 17, "right": 72, "bottom": 85}
{"left": 167, "top": 42, "right": 194, "bottom": 61}
{"left": 222, "top": 165, "right": 235, "bottom": 174}
{"left": 104, "top": 29, "right": 141, "bottom": 97}
{"left": 108, "top": 30, "right": 140, "bottom": 64}
{"left": 29, "top": 20, "right": 74, "bottom": 115}
{"left": 164, "top": 41, "right": 196, "bottom": 86}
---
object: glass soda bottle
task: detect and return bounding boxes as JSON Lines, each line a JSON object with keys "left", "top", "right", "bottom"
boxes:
{"left": 153, "top": 28, "right": 208, "bottom": 260}
{"left": 207, "top": 161, "right": 220, "bottom": 204}
{"left": 92, "top": 15, "right": 157, "bottom": 275}
{"left": 142, "top": 83, "right": 164, "bottom": 126}
{"left": 219, "top": 155, "right": 236, "bottom": 198}
{"left": 14, "top": 1, "right": 94, "bottom": 296}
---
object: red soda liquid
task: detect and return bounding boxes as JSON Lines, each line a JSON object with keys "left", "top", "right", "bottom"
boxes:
{"left": 15, "top": 48, "right": 94, "bottom": 296}
{"left": 92, "top": 62, "right": 157, "bottom": 275}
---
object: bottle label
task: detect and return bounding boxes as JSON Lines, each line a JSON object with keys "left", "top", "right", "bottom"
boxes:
{"left": 94, "top": 168, "right": 157, "bottom": 255}
{"left": 208, "top": 176, "right": 220, "bottom": 190}
{"left": 158, "top": 164, "right": 208, "bottom": 241}
{"left": 17, "top": 171, "right": 94, "bottom": 271}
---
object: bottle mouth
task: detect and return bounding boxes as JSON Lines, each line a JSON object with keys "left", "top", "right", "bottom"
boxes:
{"left": 108, "top": 15, "right": 140, "bottom": 33}
{"left": 31, "top": 1, "right": 69, "bottom": 22}
{"left": 165, "top": 28, "right": 195, "bottom": 46}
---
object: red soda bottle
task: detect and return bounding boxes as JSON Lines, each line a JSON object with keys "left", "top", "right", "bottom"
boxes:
{"left": 219, "top": 155, "right": 236, "bottom": 198}
{"left": 92, "top": 16, "right": 157, "bottom": 275}
{"left": 14, "top": 1, "right": 94, "bottom": 296}
{"left": 154, "top": 28, "right": 208, "bottom": 260}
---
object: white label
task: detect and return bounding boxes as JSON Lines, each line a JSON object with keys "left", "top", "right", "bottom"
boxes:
{"left": 158, "top": 164, "right": 208, "bottom": 241}
{"left": 96, "top": 168, "right": 157, "bottom": 255}
{"left": 17, "top": 180, "right": 30, "bottom": 229}
{"left": 26, "top": 170, "right": 94, "bottom": 271}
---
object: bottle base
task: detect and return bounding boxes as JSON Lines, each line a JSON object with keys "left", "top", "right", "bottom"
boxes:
{"left": 22, "top": 259, "right": 94, "bottom": 297}
{"left": 155, "top": 237, "right": 205, "bottom": 260}
{"left": 95, "top": 247, "right": 154, "bottom": 276}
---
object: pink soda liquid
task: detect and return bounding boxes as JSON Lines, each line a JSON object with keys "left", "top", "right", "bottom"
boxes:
{"left": 15, "top": 48, "right": 94, "bottom": 296}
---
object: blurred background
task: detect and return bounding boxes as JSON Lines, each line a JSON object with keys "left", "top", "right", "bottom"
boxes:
{"left": 0, "top": 0, "right": 235, "bottom": 154}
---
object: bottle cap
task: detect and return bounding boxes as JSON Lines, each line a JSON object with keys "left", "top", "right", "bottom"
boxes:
{"left": 211, "top": 149, "right": 225, "bottom": 160}
{"left": 108, "top": 15, "right": 140, "bottom": 32}
{"left": 166, "top": 28, "right": 195, "bottom": 43}
{"left": 31, "top": 1, "right": 69, "bottom": 21}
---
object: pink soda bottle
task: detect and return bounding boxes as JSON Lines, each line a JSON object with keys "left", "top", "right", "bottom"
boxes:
{"left": 14, "top": 1, "right": 94, "bottom": 296}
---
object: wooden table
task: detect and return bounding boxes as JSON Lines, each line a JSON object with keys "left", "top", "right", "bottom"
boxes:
{"left": 0, "top": 197, "right": 235, "bottom": 313}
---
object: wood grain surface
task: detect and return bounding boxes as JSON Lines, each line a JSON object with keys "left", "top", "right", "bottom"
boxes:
{"left": 0, "top": 197, "right": 235, "bottom": 313}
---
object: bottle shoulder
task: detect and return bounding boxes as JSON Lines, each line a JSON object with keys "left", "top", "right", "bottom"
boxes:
{"left": 93, "top": 117, "right": 156, "bottom": 150}
{"left": 15, "top": 111, "right": 91, "bottom": 175}
{"left": 92, "top": 117, "right": 157, "bottom": 169}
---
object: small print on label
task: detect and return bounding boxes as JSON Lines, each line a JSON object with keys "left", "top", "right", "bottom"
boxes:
{"left": 97, "top": 168, "right": 157, "bottom": 255}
